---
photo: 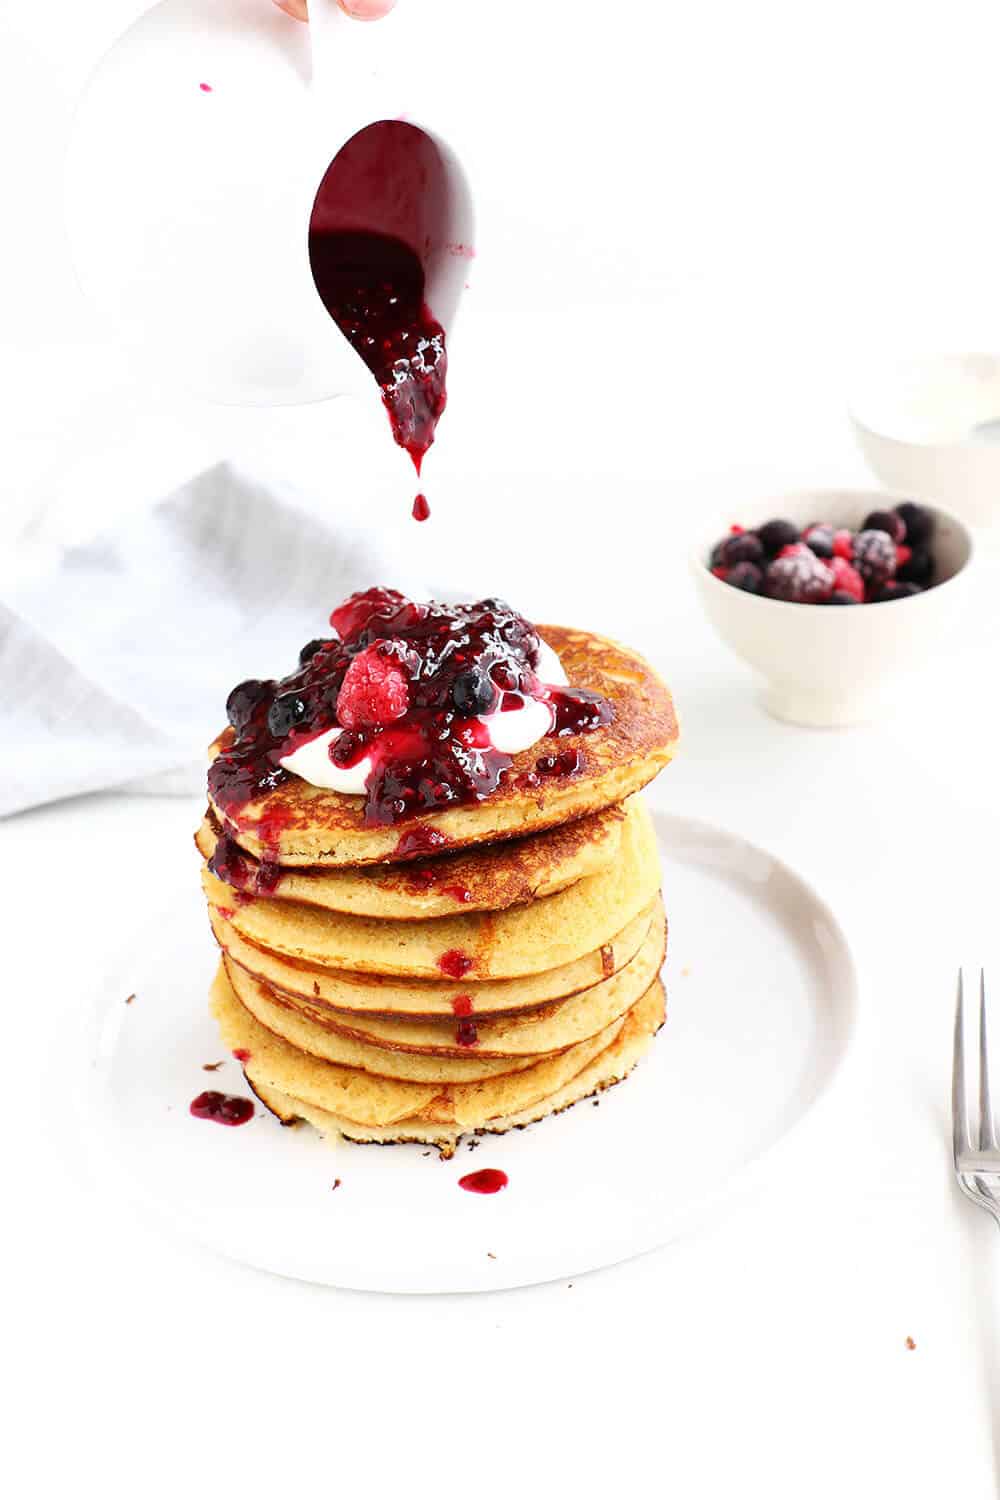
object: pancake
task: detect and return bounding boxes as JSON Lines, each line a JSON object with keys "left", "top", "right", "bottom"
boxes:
{"left": 250, "top": 977, "right": 666, "bottom": 1155}
{"left": 208, "top": 899, "right": 653, "bottom": 1018}
{"left": 208, "top": 625, "right": 678, "bottom": 867}
{"left": 226, "top": 897, "right": 666, "bottom": 1062}
{"left": 202, "top": 793, "right": 659, "bottom": 981}
{"left": 210, "top": 963, "right": 630, "bottom": 1129}
{"left": 195, "top": 802, "right": 625, "bottom": 919}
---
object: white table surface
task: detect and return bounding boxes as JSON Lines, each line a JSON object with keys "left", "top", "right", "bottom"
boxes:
{"left": 4, "top": 2, "right": 1000, "bottom": 1495}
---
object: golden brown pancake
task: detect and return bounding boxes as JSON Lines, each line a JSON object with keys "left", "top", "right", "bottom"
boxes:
{"left": 210, "top": 962, "right": 631, "bottom": 1128}
{"left": 249, "top": 977, "right": 666, "bottom": 1156}
{"left": 201, "top": 794, "right": 659, "bottom": 980}
{"left": 207, "top": 899, "right": 653, "bottom": 1018}
{"left": 208, "top": 625, "right": 678, "bottom": 867}
{"left": 195, "top": 801, "right": 625, "bottom": 919}
{"left": 223, "top": 896, "right": 666, "bottom": 1062}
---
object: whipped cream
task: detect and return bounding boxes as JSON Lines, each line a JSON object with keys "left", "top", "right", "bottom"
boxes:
{"left": 279, "top": 638, "right": 569, "bottom": 795}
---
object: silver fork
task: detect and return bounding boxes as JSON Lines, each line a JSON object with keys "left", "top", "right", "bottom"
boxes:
{"left": 953, "top": 969, "right": 1000, "bottom": 1228}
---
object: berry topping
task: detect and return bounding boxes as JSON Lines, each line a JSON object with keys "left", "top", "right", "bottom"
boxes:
{"left": 299, "top": 638, "right": 331, "bottom": 665}
{"left": 764, "top": 551, "right": 835, "bottom": 603}
{"left": 757, "top": 519, "right": 800, "bottom": 555}
{"left": 852, "top": 529, "right": 897, "bottom": 588}
{"left": 226, "top": 679, "right": 272, "bottom": 733}
{"left": 802, "top": 524, "right": 835, "bottom": 558}
{"left": 724, "top": 561, "right": 764, "bottom": 593}
{"left": 832, "top": 529, "right": 854, "bottom": 559}
{"left": 894, "top": 501, "right": 933, "bottom": 547}
{"left": 336, "top": 645, "right": 410, "bottom": 729}
{"left": 267, "top": 693, "right": 309, "bottom": 738}
{"left": 719, "top": 532, "right": 765, "bottom": 567}
{"left": 827, "top": 590, "right": 861, "bottom": 605}
{"left": 829, "top": 555, "right": 865, "bottom": 602}
{"left": 452, "top": 666, "right": 497, "bottom": 717}
{"left": 862, "top": 508, "right": 906, "bottom": 543}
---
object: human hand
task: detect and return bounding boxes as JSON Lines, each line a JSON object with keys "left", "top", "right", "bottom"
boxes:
{"left": 273, "top": 0, "right": 397, "bottom": 19}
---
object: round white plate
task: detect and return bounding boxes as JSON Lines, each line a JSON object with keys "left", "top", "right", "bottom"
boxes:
{"left": 82, "top": 810, "right": 857, "bottom": 1293}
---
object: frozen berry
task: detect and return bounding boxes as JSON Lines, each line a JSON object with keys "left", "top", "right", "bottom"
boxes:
{"left": 710, "top": 537, "right": 728, "bottom": 567}
{"left": 757, "top": 519, "right": 800, "bottom": 555}
{"left": 873, "top": 580, "right": 924, "bottom": 602}
{"left": 827, "top": 590, "right": 861, "bottom": 605}
{"left": 852, "top": 529, "right": 897, "bottom": 588}
{"left": 452, "top": 666, "right": 496, "bottom": 716}
{"left": 764, "top": 552, "right": 834, "bottom": 603}
{"left": 267, "top": 692, "right": 309, "bottom": 738}
{"left": 897, "top": 548, "right": 934, "bottom": 587}
{"left": 719, "top": 532, "right": 765, "bottom": 567}
{"left": 862, "top": 509, "right": 906, "bottom": 543}
{"left": 725, "top": 562, "right": 764, "bottom": 593}
{"left": 829, "top": 555, "right": 865, "bottom": 602}
{"left": 336, "top": 645, "right": 410, "bottom": 729}
{"left": 803, "top": 524, "right": 835, "bottom": 558}
{"left": 226, "top": 679, "right": 272, "bottom": 733}
{"left": 894, "top": 502, "right": 933, "bottom": 547}
{"left": 832, "top": 529, "right": 854, "bottom": 559}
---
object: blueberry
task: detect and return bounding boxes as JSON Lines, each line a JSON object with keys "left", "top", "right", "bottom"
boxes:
{"left": 757, "top": 519, "right": 800, "bottom": 555}
{"left": 725, "top": 561, "right": 763, "bottom": 593}
{"left": 894, "top": 502, "right": 933, "bottom": 547}
{"left": 720, "top": 532, "right": 765, "bottom": 567}
{"left": 267, "top": 692, "right": 309, "bottom": 737}
{"left": 226, "top": 679, "right": 272, "bottom": 732}
{"left": 873, "top": 580, "right": 924, "bottom": 602}
{"left": 853, "top": 529, "right": 897, "bottom": 588}
{"left": 803, "top": 525, "right": 835, "bottom": 558}
{"left": 826, "top": 590, "right": 861, "bottom": 605}
{"left": 897, "top": 547, "right": 935, "bottom": 587}
{"left": 862, "top": 509, "right": 906, "bottom": 543}
{"left": 452, "top": 667, "right": 496, "bottom": 717}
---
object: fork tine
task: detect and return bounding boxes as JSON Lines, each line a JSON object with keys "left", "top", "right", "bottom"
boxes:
{"left": 980, "top": 970, "right": 998, "bottom": 1150}
{"left": 954, "top": 969, "right": 971, "bottom": 1163}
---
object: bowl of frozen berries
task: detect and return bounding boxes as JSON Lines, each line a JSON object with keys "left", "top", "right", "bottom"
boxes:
{"left": 692, "top": 490, "right": 973, "bottom": 725}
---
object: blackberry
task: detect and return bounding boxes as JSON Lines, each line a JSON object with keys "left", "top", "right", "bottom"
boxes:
{"left": 757, "top": 519, "right": 800, "bottom": 555}
{"left": 862, "top": 509, "right": 906, "bottom": 543}
{"left": 764, "top": 552, "right": 834, "bottom": 603}
{"left": 725, "top": 561, "right": 763, "bottom": 593}
{"left": 719, "top": 532, "right": 765, "bottom": 567}
{"left": 267, "top": 693, "right": 310, "bottom": 738}
{"left": 452, "top": 667, "right": 496, "bottom": 717}
{"left": 853, "top": 529, "right": 897, "bottom": 588}
{"left": 897, "top": 547, "right": 934, "bottom": 587}
{"left": 894, "top": 501, "right": 933, "bottom": 547}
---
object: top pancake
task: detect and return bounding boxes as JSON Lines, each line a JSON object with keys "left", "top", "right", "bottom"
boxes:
{"left": 207, "top": 625, "right": 678, "bottom": 867}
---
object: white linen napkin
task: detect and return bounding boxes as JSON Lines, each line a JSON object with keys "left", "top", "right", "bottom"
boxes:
{"left": 0, "top": 463, "right": 430, "bottom": 817}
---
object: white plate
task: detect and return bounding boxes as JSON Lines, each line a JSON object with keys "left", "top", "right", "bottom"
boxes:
{"left": 82, "top": 810, "right": 857, "bottom": 1293}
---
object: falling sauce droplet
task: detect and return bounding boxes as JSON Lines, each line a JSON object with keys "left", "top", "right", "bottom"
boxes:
{"left": 412, "top": 493, "right": 430, "bottom": 522}
{"left": 199, "top": 82, "right": 213, "bottom": 92}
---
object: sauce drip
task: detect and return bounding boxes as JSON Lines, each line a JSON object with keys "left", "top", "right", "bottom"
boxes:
{"left": 458, "top": 1168, "right": 508, "bottom": 1195}
{"left": 190, "top": 1091, "right": 254, "bottom": 1126}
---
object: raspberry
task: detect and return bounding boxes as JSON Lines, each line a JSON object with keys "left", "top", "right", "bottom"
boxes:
{"left": 832, "top": 529, "right": 854, "bottom": 559}
{"left": 336, "top": 644, "right": 410, "bottom": 728}
{"left": 895, "top": 544, "right": 912, "bottom": 568}
{"left": 764, "top": 552, "right": 834, "bottom": 603}
{"left": 329, "top": 588, "right": 425, "bottom": 642}
{"left": 853, "top": 529, "right": 897, "bottom": 588}
{"left": 829, "top": 555, "right": 865, "bottom": 602}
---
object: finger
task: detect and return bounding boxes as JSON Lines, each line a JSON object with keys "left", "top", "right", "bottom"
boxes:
{"left": 273, "top": 0, "right": 309, "bottom": 19}
{"left": 337, "top": 0, "right": 397, "bottom": 17}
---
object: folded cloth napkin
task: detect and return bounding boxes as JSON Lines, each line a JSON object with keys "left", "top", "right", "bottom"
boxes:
{"left": 0, "top": 464, "right": 430, "bottom": 817}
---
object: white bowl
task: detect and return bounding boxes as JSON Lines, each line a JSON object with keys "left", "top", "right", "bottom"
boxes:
{"left": 691, "top": 489, "right": 974, "bottom": 727}
{"left": 849, "top": 355, "right": 1000, "bottom": 531}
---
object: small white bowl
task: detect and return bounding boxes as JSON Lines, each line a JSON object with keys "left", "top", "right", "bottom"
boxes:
{"left": 691, "top": 489, "right": 974, "bottom": 727}
{"left": 850, "top": 355, "right": 1000, "bottom": 531}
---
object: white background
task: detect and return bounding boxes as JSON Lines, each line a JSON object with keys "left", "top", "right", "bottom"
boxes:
{"left": 3, "top": 1, "right": 1000, "bottom": 1495}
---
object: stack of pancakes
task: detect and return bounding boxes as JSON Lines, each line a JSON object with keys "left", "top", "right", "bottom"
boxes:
{"left": 197, "top": 626, "right": 679, "bottom": 1156}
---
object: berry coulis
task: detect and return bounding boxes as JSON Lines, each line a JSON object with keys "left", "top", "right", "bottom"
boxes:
{"left": 208, "top": 589, "right": 613, "bottom": 832}
{"left": 190, "top": 1091, "right": 254, "bottom": 1126}
{"left": 458, "top": 1168, "right": 508, "bottom": 1195}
